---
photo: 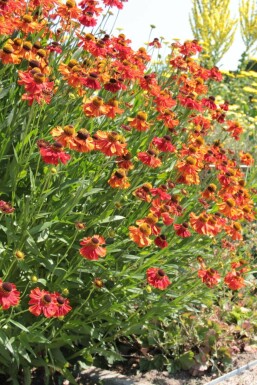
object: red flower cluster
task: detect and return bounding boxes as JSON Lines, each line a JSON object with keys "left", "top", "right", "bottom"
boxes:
{"left": 37, "top": 140, "right": 71, "bottom": 165}
{"left": 29, "top": 288, "right": 71, "bottom": 318}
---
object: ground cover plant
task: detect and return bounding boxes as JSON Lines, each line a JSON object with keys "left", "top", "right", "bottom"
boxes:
{"left": 0, "top": 1, "right": 256, "bottom": 384}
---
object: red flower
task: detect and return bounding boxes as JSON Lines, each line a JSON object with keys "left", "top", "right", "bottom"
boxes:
{"left": 102, "top": 0, "right": 125, "bottom": 9}
{"left": 79, "top": 12, "right": 97, "bottom": 27}
{"left": 149, "top": 38, "right": 162, "bottom": 48}
{"left": 52, "top": 293, "right": 72, "bottom": 317}
{"left": 152, "top": 136, "right": 176, "bottom": 153}
{"left": 150, "top": 186, "right": 171, "bottom": 200}
{"left": 224, "top": 271, "right": 245, "bottom": 290}
{"left": 173, "top": 223, "right": 191, "bottom": 238}
{"left": 38, "top": 142, "right": 71, "bottom": 165}
{"left": 146, "top": 268, "right": 171, "bottom": 290}
{"left": 0, "top": 280, "right": 20, "bottom": 309}
{"left": 154, "top": 235, "right": 168, "bottom": 248}
{"left": 28, "top": 288, "right": 57, "bottom": 318}
{"left": 198, "top": 268, "right": 220, "bottom": 288}
{"left": 104, "top": 78, "right": 126, "bottom": 92}
{"left": 82, "top": 72, "right": 101, "bottom": 89}
{"left": 79, "top": 235, "right": 106, "bottom": 260}
{"left": 18, "top": 70, "right": 54, "bottom": 105}
{"left": 0, "top": 200, "right": 15, "bottom": 214}
{"left": 138, "top": 150, "right": 162, "bottom": 168}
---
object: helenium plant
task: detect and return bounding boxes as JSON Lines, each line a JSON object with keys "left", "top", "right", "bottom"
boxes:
{"left": 0, "top": 0, "right": 255, "bottom": 384}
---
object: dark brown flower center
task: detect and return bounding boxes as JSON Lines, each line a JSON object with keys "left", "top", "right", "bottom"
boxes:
{"left": 43, "top": 294, "right": 52, "bottom": 303}
{"left": 91, "top": 237, "right": 99, "bottom": 244}
{"left": 115, "top": 171, "right": 125, "bottom": 179}
{"left": 77, "top": 129, "right": 89, "bottom": 140}
{"left": 57, "top": 296, "right": 65, "bottom": 305}
{"left": 2, "top": 282, "right": 12, "bottom": 292}
{"left": 157, "top": 269, "right": 165, "bottom": 277}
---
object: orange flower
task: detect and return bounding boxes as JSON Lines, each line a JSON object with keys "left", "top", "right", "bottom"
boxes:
{"left": 201, "top": 183, "right": 217, "bottom": 200}
{"left": 0, "top": 43, "right": 21, "bottom": 65}
{"left": 133, "top": 183, "right": 152, "bottom": 202}
{"left": 108, "top": 169, "right": 130, "bottom": 189}
{"left": 157, "top": 110, "right": 179, "bottom": 130}
{"left": 83, "top": 96, "right": 108, "bottom": 117}
{"left": 226, "top": 120, "right": 243, "bottom": 140}
{"left": 189, "top": 212, "right": 218, "bottom": 236}
{"left": 198, "top": 268, "right": 220, "bottom": 288}
{"left": 217, "top": 197, "right": 240, "bottom": 219}
{"left": 225, "top": 222, "right": 243, "bottom": 241}
{"left": 128, "top": 111, "right": 150, "bottom": 132}
{"left": 105, "top": 98, "right": 124, "bottom": 118}
{"left": 176, "top": 156, "right": 201, "bottom": 185}
{"left": 73, "top": 129, "right": 95, "bottom": 153}
{"left": 50, "top": 125, "right": 77, "bottom": 148}
{"left": 115, "top": 152, "right": 134, "bottom": 170}
{"left": 239, "top": 151, "right": 254, "bottom": 166}
{"left": 224, "top": 271, "right": 245, "bottom": 290}
{"left": 136, "top": 213, "right": 160, "bottom": 235}
{"left": 129, "top": 223, "right": 152, "bottom": 247}
{"left": 94, "top": 131, "right": 127, "bottom": 156}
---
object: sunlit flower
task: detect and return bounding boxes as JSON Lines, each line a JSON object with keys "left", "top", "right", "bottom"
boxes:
{"left": 108, "top": 169, "right": 130, "bottom": 189}
{"left": 128, "top": 111, "right": 150, "bottom": 132}
{"left": 94, "top": 131, "right": 127, "bottom": 156}
{"left": 79, "top": 235, "right": 106, "bottom": 260}
{"left": 29, "top": 288, "right": 57, "bottom": 318}
{"left": 129, "top": 223, "right": 152, "bottom": 247}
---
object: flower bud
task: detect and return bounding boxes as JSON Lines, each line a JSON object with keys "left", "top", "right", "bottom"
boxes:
{"left": 15, "top": 250, "right": 25, "bottom": 260}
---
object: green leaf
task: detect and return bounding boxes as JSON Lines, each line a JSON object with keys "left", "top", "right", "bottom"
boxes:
{"left": 9, "top": 319, "right": 29, "bottom": 332}
{"left": 176, "top": 351, "right": 195, "bottom": 370}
